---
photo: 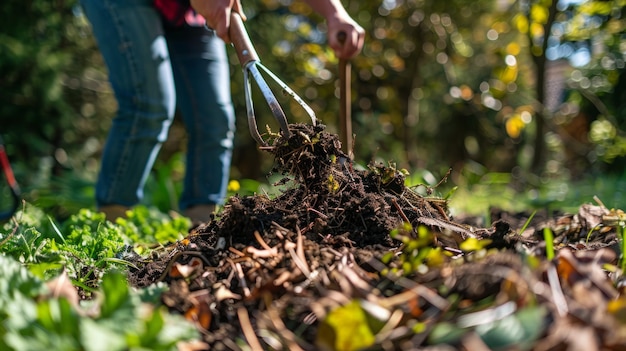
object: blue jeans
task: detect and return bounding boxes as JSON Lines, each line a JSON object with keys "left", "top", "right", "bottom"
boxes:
{"left": 80, "top": 0, "right": 235, "bottom": 210}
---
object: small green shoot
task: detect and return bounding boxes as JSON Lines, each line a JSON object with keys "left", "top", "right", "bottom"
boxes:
{"left": 518, "top": 210, "right": 537, "bottom": 236}
{"left": 585, "top": 225, "right": 600, "bottom": 244}
{"left": 619, "top": 224, "right": 626, "bottom": 274}
{"left": 443, "top": 186, "right": 458, "bottom": 200}
{"left": 47, "top": 215, "right": 66, "bottom": 243}
{"left": 543, "top": 228, "right": 555, "bottom": 260}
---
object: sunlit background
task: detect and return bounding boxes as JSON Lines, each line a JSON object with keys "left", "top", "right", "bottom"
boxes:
{"left": 1, "top": 0, "right": 625, "bottom": 218}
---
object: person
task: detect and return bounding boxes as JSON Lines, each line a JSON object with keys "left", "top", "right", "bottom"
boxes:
{"left": 191, "top": 0, "right": 365, "bottom": 59}
{"left": 80, "top": 0, "right": 364, "bottom": 224}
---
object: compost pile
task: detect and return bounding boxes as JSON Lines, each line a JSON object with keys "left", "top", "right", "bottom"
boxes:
{"left": 128, "top": 124, "right": 626, "bottom": 351}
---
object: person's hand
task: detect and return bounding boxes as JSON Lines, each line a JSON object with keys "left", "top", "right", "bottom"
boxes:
{"left": 189, "top": 0, "right": 246, "bottom": 43}
{"left": 302, "top": 1, "right": 364, "bottom": 59}
{"left": 325, "top": 14, "right": 365, "bottom": 60}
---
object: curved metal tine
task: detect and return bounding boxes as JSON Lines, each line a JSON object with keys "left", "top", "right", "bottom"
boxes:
{"left": 248, "top": 64, "right": 291, "bottom": 138}
{"left": 243, "top": 66, "right": 266, "bottom": 146}
{"left": 257, "top": 62, "right": 317, "bottom": 126}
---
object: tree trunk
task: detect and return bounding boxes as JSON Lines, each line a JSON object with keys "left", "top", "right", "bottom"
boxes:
{"left": 529, "top": 0, "right": 559, "bottom": 173}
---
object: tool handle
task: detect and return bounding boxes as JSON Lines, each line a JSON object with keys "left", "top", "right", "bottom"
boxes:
{"left": 337, "top": 31, "right": 353, "bottom": 157}
{"left": 229, "top": 11, "right": 259, "bottom": 66}
{"left": 0, "top": 141, "right": 20, "bottom": 220}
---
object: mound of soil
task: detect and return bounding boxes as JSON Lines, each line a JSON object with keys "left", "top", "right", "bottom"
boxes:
{"left": 128, "top": 124, "right": 626, "bottom": 350}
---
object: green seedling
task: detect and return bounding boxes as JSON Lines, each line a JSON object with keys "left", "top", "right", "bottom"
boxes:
{"left": 585, "top": 225, "right": 600, "bottom": 243}
{"left": 518, "top": 210, "right": 537, "bottom": 236}
{"left": 618, "top": 224, "right": 626, "bottom": 274}
{"left": 543, "top": 227, "right": 555, "bottom": 260}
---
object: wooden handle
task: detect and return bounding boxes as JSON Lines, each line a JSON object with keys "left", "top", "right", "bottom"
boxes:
{"left": 229, "top": 11, "right": 259, "bottom": 66}
{"left": 337, "top": 32, "right": 353, "bottom": 157}
{"left": 339, "top": 59, "right": 352, "bottom": 156}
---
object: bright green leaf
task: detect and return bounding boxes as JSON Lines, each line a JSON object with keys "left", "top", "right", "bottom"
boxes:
{"left": 99, "top": 271, "right": 131, "bottom": 319}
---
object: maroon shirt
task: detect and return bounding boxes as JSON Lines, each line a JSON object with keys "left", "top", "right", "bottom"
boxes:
{"left": 154, "top": 0, "right": 205, "bottom": 27}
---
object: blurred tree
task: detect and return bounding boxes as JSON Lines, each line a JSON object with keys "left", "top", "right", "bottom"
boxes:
{"left": 3, "top": 0, "right": 625, "bottom": 216}
{"left": 521, "top": 0, "right": 559, "bottom": 173}
{"left": 0, "top": 0, "right": 115, "bottom": 216}
{"left": 554, "top": 0, "right": 626, "bottom": 175}
{"left": 283, "top": 0, "right": 626, "bottom": 180}
{"left": 261, "top": 0, "right": 539, "bottom": 178}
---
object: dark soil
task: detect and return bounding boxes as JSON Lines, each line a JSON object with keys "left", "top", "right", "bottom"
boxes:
{"left": 127, "top": 124, "right": 626, "bottom": 350}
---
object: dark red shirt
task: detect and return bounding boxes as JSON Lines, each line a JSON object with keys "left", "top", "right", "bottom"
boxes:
{"left": 154, "top": 0, "right": 205, "bottom": 27}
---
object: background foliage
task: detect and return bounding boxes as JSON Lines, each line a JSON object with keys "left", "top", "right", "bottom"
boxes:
{"left": 1, "top": 0, "right": 625, "bottom": 217}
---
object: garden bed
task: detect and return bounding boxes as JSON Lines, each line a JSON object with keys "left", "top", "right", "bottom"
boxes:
{"left": 128, "top": 124, "right": 626, "bottom": 350}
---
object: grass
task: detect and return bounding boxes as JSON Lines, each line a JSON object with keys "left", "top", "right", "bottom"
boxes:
{"left": 446, "top": 172, "right": 626, "bottom": 218}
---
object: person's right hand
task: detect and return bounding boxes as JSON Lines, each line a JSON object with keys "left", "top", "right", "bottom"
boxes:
{"left": 190, "top": 0, "right": 246, "bottom": 43}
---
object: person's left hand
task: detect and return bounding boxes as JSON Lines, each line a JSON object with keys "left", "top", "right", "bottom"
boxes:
{"left": 325, "top": 15, "right": 365, "bottom": 60}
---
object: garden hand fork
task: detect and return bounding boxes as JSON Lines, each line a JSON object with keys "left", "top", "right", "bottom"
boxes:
{"left": 229, "top": 12, "right": 316, "bottom": 146}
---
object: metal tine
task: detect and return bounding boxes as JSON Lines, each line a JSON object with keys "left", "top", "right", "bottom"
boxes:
{"left": 230, "top": 11, "right": 315, "bottom": 145}
{"left": 256, "top": 63, "right": 317, "bottom": 126}
{"left": 242, "top": 68, "right": 266, "bottom": 146}
{"left": 248, "top": 64, "right": 291, "bottom": 140}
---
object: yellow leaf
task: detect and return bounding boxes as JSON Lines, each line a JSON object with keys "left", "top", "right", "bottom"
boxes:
{"left": 530, "top": 4, "right": 548, "bottom": 24}
{"left": 316, "top": 300, "right": 376, "bottom": 351}
{"left": 530, "top": 22, "right": 545, "bottom": 39}
{"left": 499, "top": 65, "right": 518, "bottom": 84}
{"left": 607, "top": 296, "right": 626, "bottom": 323}
{"left": 506, "top": 42, "right": 521, "bottom": 56}
{"left": 506, "top": 114, "right": 526, "bottom": 139}
{"left": 425, "top": 247, "right": 446, "bottom": 267}
{"left": 580, "top": 1, "right": 612, "bottom": 15}
{"left": 513, "top": 14, "right": 529, "bottom": 34}
{"left": 460, "top": 237, "right": 492, "bottom": 252}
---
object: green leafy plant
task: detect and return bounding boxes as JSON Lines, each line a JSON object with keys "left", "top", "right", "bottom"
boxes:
{"left": 115, "top": 205, "right": 190, "bottom": 245}
{"left": 44, "top": 209, "right": 131, "bottom": 289}
{"left": 383, "top": 224, "right": 449, "bottom": 276}
{"left": 0, "top": 260, "right": 200, "bottom": 351}
{"left": 1, "top": 203, "right": 189, "bottom": 290}
{"left": 0, "top": 206, "right": 60, "bottom": 268}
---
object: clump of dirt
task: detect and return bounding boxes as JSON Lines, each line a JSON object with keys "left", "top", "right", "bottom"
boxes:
{"left": 127, "top": 123, "right": 626, "bottom": 350}
{"left": 192, "top": 123, "right": 500, "bottom": 250}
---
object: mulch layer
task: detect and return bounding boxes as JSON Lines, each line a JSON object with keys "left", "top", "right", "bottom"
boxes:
{"left": 128, "top": 124, "right": 626, "bottom": 351}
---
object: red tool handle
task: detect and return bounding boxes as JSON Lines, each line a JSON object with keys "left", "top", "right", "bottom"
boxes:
{"left": 0, "top": 146, "right": 17, "bottom": 190}
{"left": 0, "top": 142, "right": 20, "bottom": 220}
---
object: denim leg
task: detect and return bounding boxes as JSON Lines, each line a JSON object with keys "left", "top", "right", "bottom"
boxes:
{"left": 164, "top": 26, "right": 235, "bottom": 209}
{"left": 81, "top": 0, "right": 176, "bottom": 207}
